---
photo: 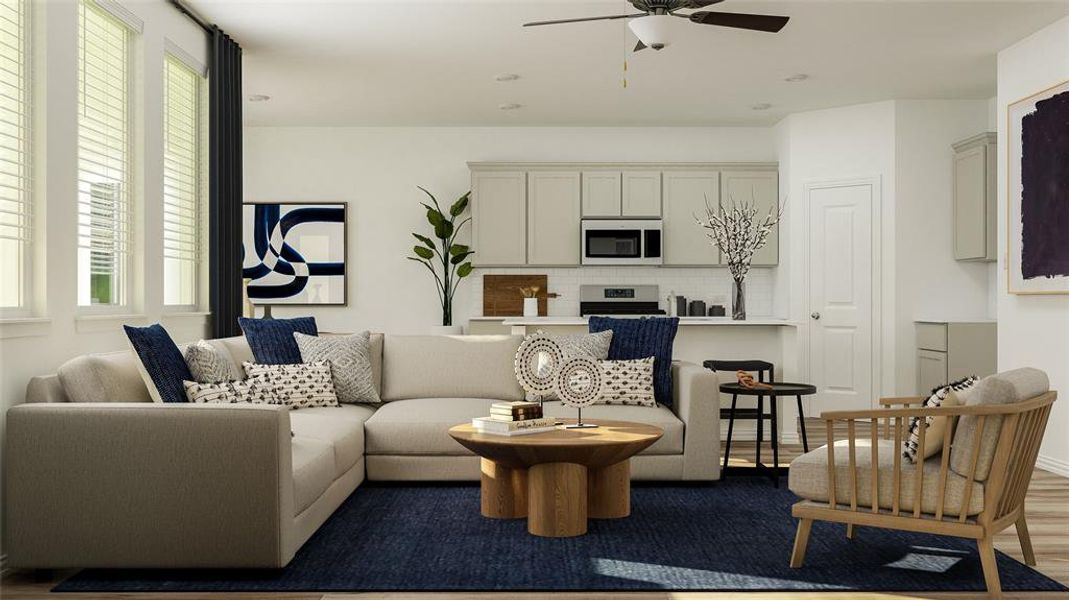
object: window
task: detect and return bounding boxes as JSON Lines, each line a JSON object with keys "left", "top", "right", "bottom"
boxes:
{"left": 162, "top": 54, "right": 203, "bottom": 307}
{"left": 0, "top": 0, "right": 30, "bottom": 312}
{"left": 77, "top": 0, "right": 131, "bottom": 307}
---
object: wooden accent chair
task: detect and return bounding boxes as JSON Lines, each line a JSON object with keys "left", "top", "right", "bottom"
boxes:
{"left": 787, "top": 368, "right": 1056, "bottom": 600}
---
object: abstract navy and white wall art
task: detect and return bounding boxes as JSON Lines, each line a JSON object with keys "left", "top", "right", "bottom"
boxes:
{"left": 1008, "top": 79, "right": 1069, "bottom": 294}
{"left": 242, "top": 203, "right": 347, "bottom": 305}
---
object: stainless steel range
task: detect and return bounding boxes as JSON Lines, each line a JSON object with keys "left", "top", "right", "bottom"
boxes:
{"left": 579, "top": 284, "right": 666, "bottom": 316}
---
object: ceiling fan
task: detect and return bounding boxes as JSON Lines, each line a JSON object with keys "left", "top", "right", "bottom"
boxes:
{"left": 523, "top": 0, "right": 790, "bottom": 52}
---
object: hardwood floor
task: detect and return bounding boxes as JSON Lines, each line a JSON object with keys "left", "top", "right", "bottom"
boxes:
{"left": 4, "top": 426, "right": 1068, "bottom": 600}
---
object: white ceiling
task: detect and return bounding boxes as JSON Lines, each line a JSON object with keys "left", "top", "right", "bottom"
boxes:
{"left": 187, "top": 0, "right": 1069, "bottom": 127}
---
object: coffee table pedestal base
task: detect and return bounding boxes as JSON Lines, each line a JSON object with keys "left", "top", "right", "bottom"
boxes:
{"left": 588, "top": 460, "right": 630, "bottom": 519}
{"left": 480, "top": 458, "right": 528, "bottom": 519}
{"left": 528, "top": 462, "right": 588, "bottom": 537}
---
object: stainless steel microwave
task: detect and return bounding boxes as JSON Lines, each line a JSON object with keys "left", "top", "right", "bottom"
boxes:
{"left": 581, "top": 219, "right": 663, "bottom": 266}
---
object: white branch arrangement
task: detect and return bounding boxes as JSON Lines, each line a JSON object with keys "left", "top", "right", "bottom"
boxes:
{"left": 694, "top": 191, "right": 786, "bottom": 282}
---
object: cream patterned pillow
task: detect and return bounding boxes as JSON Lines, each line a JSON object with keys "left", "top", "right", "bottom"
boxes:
{"left": 243, "top": 362, "right": 339, "bottom": 409}
{"left": 903, "top": 376, "right": 978, "bottom": 463}
{"left": 184, "top": 340, "right": 239, "bottom": 383}
{"left": 183, "top": 379, "right": 278, "bottom": 405}
{"left": 294, "top": 331, "right": 380, "bottom": 404}
{"left": 598, "top": 357, "right": 656, "bottom": 407}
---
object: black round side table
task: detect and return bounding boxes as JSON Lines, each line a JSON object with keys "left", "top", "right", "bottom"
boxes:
{"left": 717, "top": 381, "right": 817, "bottom": 486}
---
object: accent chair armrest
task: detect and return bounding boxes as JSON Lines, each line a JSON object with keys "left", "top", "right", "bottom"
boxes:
{"left": 671, "top": 361, "right": 720, "bottom": 480}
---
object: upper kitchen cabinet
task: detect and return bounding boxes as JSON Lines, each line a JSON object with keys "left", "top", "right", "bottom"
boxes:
{"left": 720, "top": 170, "right": 780, "bottom": 266}
{"left": 528, "top": 171, "right": 581, "bottom": 266}
{"left": 581, "top": 171, "right": 622, "bottom": 218}
{"left": 952, "top": 133, "right": 997, "bottom": 262}
{"left": 662, "top": 170, "right": 720, "bottom": 266}
{"left": 471, "top": 170, "right": 527, "bottom": 266}
{"left": 622, "top": 171, "right": 662, "bottom": 217}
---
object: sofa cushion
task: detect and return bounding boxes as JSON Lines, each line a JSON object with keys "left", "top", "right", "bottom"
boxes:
{"left": 381, "top": 335, "right": 524, "bottom": 402}
{"left": 239, "top": 316, "right": 318, "bottom": 364}
{"left": 365, "top": 398, "right": 495, "bottom": 455}
{"left": 216, "top": 336, "right": 255, "bottom": 373}
{"left": 541, "top": 401, "right": 683, "bottom": 455}
{"left": 789, "top": 439, "right": 983, "bottom": 517}
{"left": 950, "top": 367, "right": 1049, "bottom": 481}
{"left": 290, "top": 405, "right": 375, "bottom": 478}
{"left": 57, "top": 351, "right": 151, "bottom": 403}
{"left": 291, "top": 437, "right": 335, "bottom": 516}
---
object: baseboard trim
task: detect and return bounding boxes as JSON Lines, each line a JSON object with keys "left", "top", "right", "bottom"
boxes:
{"left": 1036, "top": 454, "right": 1069, "bottom": 478}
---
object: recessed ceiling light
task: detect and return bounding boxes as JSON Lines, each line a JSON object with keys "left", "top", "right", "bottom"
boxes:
{"left": 248, "top": 94, "right": 271, "bottom": 102}
{"left": 785, "top": 74, "right": 809, "bottom": 83}
{"left": 499, "top": 103, "right": 523, "bottom": 111}
{"left": 495, "top": 73, "right": 521, "bottom": 82}
{"left": 751, "top": 103, "right": 772, "bottom": 111}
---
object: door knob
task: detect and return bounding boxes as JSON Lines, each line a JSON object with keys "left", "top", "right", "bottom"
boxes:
{"left": 811, "top": 312, "right": 821, "bottom": 320}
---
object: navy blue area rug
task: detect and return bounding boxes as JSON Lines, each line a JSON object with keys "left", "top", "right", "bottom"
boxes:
{"left": 54, "top": 478, "right": 1066, "bottom": 593}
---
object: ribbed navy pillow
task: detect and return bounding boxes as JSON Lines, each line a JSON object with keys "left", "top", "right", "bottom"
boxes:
{"left": 123, "top": 324, "right": 194, "bottom": 404}
{"left": 239, "top": 317, "right": 318, "bottom": 364}
{"left": 589, "top": 316, "right": 679, "bottom": 406}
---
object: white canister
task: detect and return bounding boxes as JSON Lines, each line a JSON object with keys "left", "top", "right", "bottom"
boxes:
{"left": 523, "top": 297, "right": 539, "bottom": 317}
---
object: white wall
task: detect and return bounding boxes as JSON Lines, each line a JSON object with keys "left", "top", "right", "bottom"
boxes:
{"left": 0, "top": 0, "right": 209, "bottom": 555}
{"left": 996, "top": 15, "right": 1069, "bottom": 475}
{"left": 242, "top": 126, "right": 777, "bottom": 334}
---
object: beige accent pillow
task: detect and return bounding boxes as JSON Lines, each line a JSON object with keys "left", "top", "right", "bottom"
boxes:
{"left": 916, "top": 390, "right": 962, "bottom": 460}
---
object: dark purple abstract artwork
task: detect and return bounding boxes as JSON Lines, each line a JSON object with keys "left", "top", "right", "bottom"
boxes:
{"left": 1020, "top": 88, "right": 1069, "bottom": 280}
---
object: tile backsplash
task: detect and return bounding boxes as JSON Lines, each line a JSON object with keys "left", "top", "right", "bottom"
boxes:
{"left": 470, "top": 267, "right": 773, "bottom": 317}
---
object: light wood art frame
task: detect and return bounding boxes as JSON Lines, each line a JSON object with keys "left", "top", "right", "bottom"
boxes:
{"left": 789, "top": 391, "right": 1058, "bottom": 599}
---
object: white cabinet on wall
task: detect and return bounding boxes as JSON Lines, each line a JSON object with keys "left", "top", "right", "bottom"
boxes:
{"left": 663, "top": 171, "right": 720, "bottom": 266}
{"left": 472, "top": 170, "right": 527, "bottom": 266}
{"left": 915, "top": 321, "right": 997, "bottom": 394}
{"left": 952, "top": 133, "right": 997, "bottom": 262}
{"left": 720, "top": 170, "right": 780, "bottom": 266}
{"left": 622, "top": 171, "right": 662, "bottom": 217}
{"left": 528, "top": 171, "right": 581, "bottom": 266}
{"left": 581, "top": 171, "right": 622, "bottom": 218}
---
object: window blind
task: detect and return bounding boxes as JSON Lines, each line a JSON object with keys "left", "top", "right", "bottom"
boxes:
{"left": 0, "top": 0, "right": 30, "bottom": 310}
{"left": 163, "top": 54, "right": 201, "bottom": 307}
{"left": 77, "top": 0, "right": 130, "bottom": 307}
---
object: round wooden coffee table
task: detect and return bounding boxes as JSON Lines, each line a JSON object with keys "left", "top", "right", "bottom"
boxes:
{"left": 448, "top": 419, "right": 662, "bottom": 538}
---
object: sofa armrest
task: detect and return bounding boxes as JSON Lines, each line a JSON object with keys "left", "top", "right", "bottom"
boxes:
{"left": 672, "top": 361, "right": 720, "bottom": 480}
{"left": 3, "top": 402, "right": 295, "bottom": 569}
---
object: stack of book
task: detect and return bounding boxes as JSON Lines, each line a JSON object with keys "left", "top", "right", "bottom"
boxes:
{"left": 472, "top": 401, "right": 556, "bottom": 436}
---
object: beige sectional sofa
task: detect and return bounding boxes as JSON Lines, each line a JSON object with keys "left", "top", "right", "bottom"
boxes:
{"left": 4, "top": 333, "right": 719, "bottom": 569}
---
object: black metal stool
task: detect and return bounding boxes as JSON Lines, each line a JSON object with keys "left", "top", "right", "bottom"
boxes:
{"left": 703, "top": 360, "right": 775, "bottom": 478}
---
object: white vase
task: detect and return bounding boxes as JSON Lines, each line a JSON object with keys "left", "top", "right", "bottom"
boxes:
{"left": 523, "top": 297, "right": 538, "bottom": 317}
{"left": 430, "top": 325, "right": 463, "bottom": 335}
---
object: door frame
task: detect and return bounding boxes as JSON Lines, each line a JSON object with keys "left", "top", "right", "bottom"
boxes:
{"left": 801, "top": 175, "right": 883, "bottom": 410}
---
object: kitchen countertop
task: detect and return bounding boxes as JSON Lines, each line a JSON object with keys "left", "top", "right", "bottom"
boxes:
{"left": 494, "top": 316, "right": 797, "bottom": 327}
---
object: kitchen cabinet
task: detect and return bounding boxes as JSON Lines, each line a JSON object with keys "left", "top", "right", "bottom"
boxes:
{"left": 662, "top": 170, "right": 720, "bottom": 266}
{"left": 952, "top": 133, "right": 997, "bottom": 262}
{"left": 581, "top": 171, "right": 622, "bottom": 218}
{"left": 527, "top": 171, "right": 581, "bottom": 266}
{"left": 471, "top": 170, "right": 526, "bottom": 266}
{"left": 914, "top": 321, "right": 997, "bottom": 395}
{"left": 622, "top": 171, "right": 662, "bottom": 217}
{"left": 720, "top": 170, "right": 780, "bottom": 266}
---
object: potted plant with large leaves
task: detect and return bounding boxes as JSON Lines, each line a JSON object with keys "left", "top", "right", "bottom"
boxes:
{"left": 408, "top": 187, "right": 474, "bottom": 333}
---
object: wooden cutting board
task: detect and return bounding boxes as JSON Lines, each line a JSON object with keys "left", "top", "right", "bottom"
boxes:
{"left": 483, "top": 274, "right": 549, "bottom": 317}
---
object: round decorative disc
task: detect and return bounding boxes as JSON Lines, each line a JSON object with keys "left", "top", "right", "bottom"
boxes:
{"left": 555, "top": 356, "right": 605, "bottom": 409}
{"left": 514, "top": 333, "right": 565, "bottom": 397}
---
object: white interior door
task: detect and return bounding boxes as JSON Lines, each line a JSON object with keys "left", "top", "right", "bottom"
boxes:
{"left": 807, "top": 180, "right": 876, "bottom": 411}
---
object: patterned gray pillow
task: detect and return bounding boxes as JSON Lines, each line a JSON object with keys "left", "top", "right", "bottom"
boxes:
{"left": 530, "top": 330, "right": 613, "bottom": 401}
{"left": 294, "top": 331, "right": 381, "bottom": 404}
{"left": 598, "top": 357, "right": 656, "bottom": 407}
{"left": 183, "top": 379, "right": 278, "bottom": 405}
{"left": 243, "top": 362, "right": 339, "bottom": 409}
{"left": 184, "top": 340, "right": 239, "bottom": 383}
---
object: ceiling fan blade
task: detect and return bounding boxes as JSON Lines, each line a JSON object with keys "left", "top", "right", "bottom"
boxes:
{"left": 689, "top": 11, "right": 789, "bottom": 33}
{"left": 676, "top": 0, "right": 726, "bottom": 7}
{"left": 523, "top": 13, "right": 645, "bottom": 27}
{"left": 634, "top": 40, "right": 647, "bottom": 52}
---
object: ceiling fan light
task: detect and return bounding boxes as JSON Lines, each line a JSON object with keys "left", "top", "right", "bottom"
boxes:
{"left": 628, "top": 15, "right": 673, "bottom": 50}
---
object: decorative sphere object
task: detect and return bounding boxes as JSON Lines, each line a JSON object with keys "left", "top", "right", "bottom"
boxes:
{"left": 514, "top": 333, "right": 564, "bottom": 397}
{"left": 555, "top": 356, "right": 605, "bottom": 409}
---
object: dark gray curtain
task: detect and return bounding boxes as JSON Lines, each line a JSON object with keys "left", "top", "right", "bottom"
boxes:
{"left": 208, "top": 27, "right": 243, "bottom": 338}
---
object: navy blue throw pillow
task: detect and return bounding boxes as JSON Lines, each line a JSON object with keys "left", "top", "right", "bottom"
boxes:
{"left": 239, "top": 317, "right": 318, "bottom": 364}
{"left": 589, "top": 316, "right": 679, "bottom": 406}
{"left": 123, "top": 324, "right": 194, "bottom": 404}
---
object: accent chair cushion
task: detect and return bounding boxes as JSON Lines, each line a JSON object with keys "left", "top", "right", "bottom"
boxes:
{"left": 295, "top": 331, "right": 381, "bottom": 405}
{"left": 949, "top": 367, "right": 1049, "bottom": 482}
{"left": 123, "top": 324, "right": 194, "bottom": 403}
{"left": 589, "top": 316, "right": 679, "bottom": 406}
{"left": 239, "top": 316, "right": 318, "bottom": 364}
{"left": 380, "top": 335, "right": 524, "bottom": 402}
{"left": 789, "top": 439, "right": 984, "bottom": 517}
